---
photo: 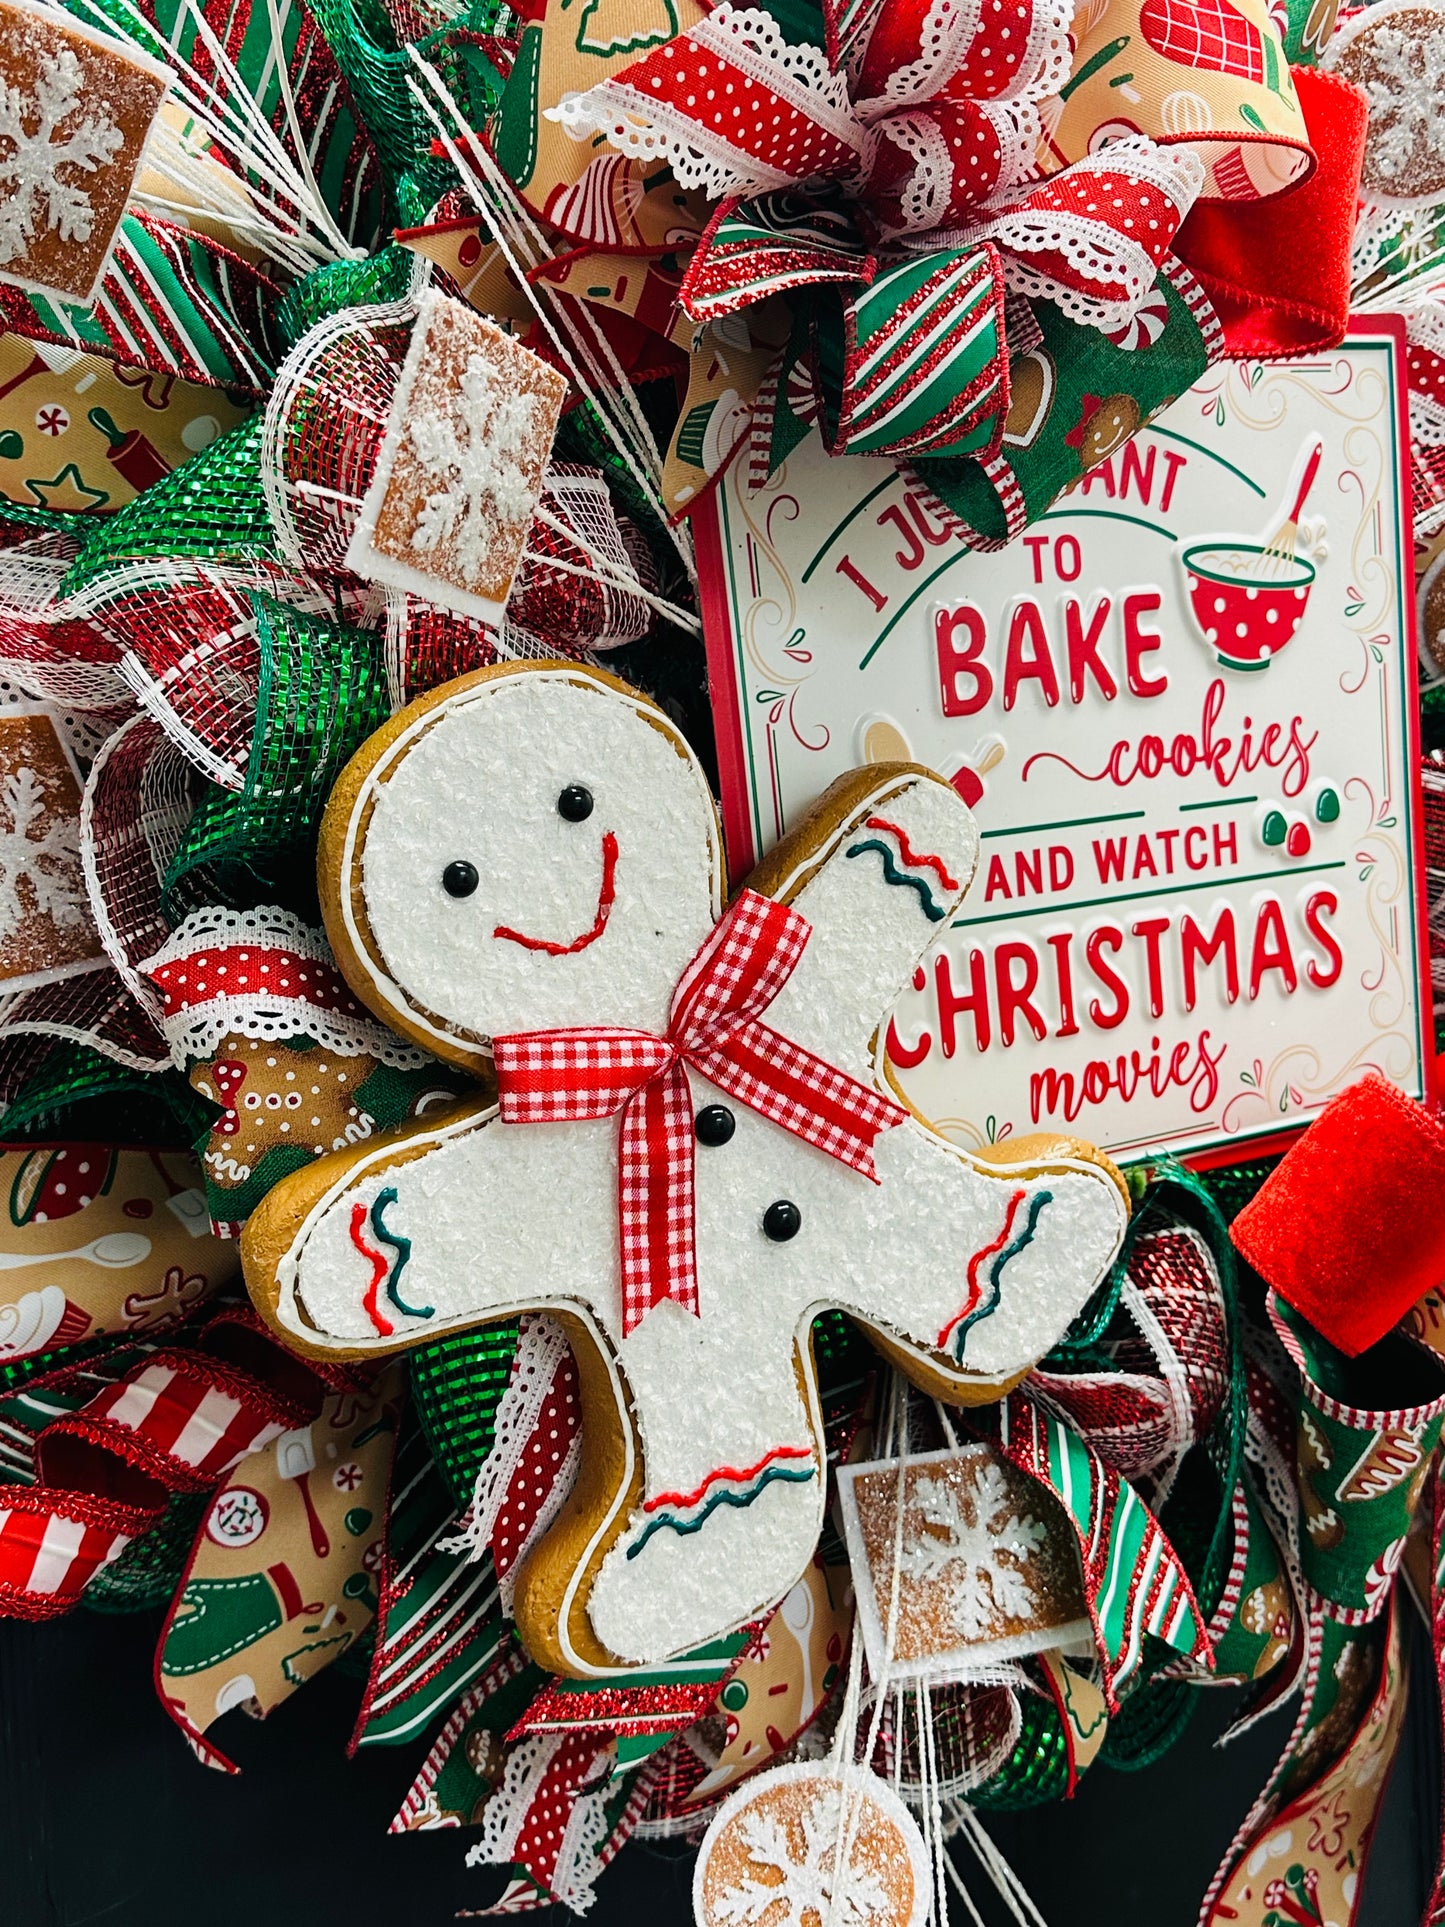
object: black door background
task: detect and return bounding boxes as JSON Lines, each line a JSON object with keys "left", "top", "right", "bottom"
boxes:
{"left": 2, "top": 1600, "right": 1438, "bottom": 1926}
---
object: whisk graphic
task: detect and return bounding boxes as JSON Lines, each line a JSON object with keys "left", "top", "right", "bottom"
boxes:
{"left": 1261, "top": 438, "right": 1324, "bottom": 574}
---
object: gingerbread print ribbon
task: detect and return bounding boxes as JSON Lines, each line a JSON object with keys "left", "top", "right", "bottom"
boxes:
{"left": 493, "top": 888, "right": 907, "bottom": 1335}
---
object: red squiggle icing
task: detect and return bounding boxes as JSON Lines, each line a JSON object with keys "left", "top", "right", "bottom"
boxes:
{"left": 938, "top": 1187, "right": 1025, "bottom": 1349}
{"left": 865, "top": 816, "right": 960, "bottom": 893}
{"left": 350, "top": 1201, "right": 394, "bottom": 1337}
{"left": 494, "top": 831, "right": 619, "bottom": 955}
{"left": 641, "top": 1442, "right": 815, "bottom": 1515}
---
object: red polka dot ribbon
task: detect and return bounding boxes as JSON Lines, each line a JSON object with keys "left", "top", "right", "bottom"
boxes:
{"left": 148, "top": 943, "right": 370, "bottom": 1028}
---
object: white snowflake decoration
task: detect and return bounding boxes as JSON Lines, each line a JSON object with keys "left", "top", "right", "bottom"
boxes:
{"left": 0, "top": 764, "right": 87, "bottom": 940}
{"left": 407, "top": 352, "right": 547, "bottom": 585}
{"left": 1355, "top": 20, "right": 1445, "bottom": 188}
{"left": 899, "top": 1463, "right": 1047, "bottom": 1639}
{"left": 0, "top": 49, "right": 124, "bottom": 266}
{"left": 713, "top": 1784, "right": 893, "bottom": 1927}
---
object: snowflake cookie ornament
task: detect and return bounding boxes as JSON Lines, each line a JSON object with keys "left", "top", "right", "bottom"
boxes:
{"left": 1323, "top": 0, "right": 1445, "bottom": 203}
{"left": 0, "top": 705, "right": 103, "bottom": 991}
{"left": 693, "top": 1763, "right": 930, "bottom": 1927}
{"left": 838, "top": 1445, "right": 1091, "bottom": 1681}
{"left": 344, "top": 288, "right": 569, "bottom": 622}
{"left": 240, "top": 663, "right": 1129, "bottom": 1675}
{"left": 0, "top": 0, "right": 169, "bottom": 301}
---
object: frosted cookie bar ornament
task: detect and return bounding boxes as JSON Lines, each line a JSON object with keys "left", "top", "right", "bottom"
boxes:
{"left": 343, "top": 287, "right": 568, "bottom": 623}
{"left": 240, "top": 663, "right": 1129, "bottom": 1677}
{"left": 0, "top": 0, "right": 169, "bottom": 303}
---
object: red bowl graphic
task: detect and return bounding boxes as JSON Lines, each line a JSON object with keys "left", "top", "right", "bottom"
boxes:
{"left": 1181, "top": 542, "right": 1315, "bottom": 671}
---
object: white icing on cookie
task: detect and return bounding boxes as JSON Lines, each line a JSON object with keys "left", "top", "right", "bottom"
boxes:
{"left": 342, "top": 670, "right": 722, "bottom": 1050}
{"left": 256, "top": 671, "right": 1129, "bottom": 1672}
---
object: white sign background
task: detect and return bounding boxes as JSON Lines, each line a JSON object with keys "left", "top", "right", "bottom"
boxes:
{"left": 699, "top": 321, "right": 1428, "bottom": 1164}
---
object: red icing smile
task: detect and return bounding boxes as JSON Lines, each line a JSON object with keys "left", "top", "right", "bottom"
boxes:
{"left": 494, "top": 832, "right": 619, "bottom": 955}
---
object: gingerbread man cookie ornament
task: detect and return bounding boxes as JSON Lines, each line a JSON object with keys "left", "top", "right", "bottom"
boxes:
{"left": 242, "top": 664, "right": 1129, "bottom": 1676}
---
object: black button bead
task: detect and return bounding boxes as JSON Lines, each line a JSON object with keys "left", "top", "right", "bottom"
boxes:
{"left": 762, "top": 1200, "right": 802, "bottom": 1242}
{"left": 695, "top": 1105, "right": 736, "bottom": 1147}
{"left": 442, "top": 860, "right": 479, "bottom": 898}
{"left": 557, "top": 785, "right": 594, "bottom": 822}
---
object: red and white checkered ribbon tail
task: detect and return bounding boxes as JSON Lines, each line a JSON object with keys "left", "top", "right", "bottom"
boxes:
{"left": 0, "top": 1322, "right": 321, "bottom": 1620}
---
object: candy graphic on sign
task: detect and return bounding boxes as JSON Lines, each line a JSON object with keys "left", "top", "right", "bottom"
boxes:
{"left": 698, "top": 320, "right": 1426, "bottom": 1165}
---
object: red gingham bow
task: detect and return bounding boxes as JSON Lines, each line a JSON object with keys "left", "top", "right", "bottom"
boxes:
{"left": 492, "top": 889, "right": 908, "bottom": 1335}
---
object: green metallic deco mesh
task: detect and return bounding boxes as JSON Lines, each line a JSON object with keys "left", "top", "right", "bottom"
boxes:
{"left": 0, "top": 1329, "right": 127, "bottom": 1399}
{"left": 1194, "top": 1158, "right": 1279, "bottom": 1225}
{"left": 1100, "top": 1677, "right": 1199, "bottom": 1772}
{"left": 163, "top": 784, "right": 323, "bottom": 920}
{"left": 85, "top": 1493, "right": 209, "bottom": 1614}
{"left": 410, "top": 1324, "right": 523, "bottom": 1510}
{"left": 162, "top": 595, "right": 390, "bottom": 913}
{"left": 1422, "top": 681, "right": 1445, "bottom": 756}
{"left": 969, "top": 1690, "right": 1071, "bottom": 1809}
{"left": 0, "top": 502, "right": 92, "bottom": 540}
{"left": 275, "top": 245, "right": 422, "bottom": 351}
{"left": 60, "top": 414, "right": 273, "bottom": 596}
{"left": 306, "top": 0, "right": 463, "bottom": 199}
{"left": 300, "top": 0, "right": 518, "bottom": 215}
{"left": 245, "top": 592, "right": 390, "bottom": 803}
{"left": 0, "top": 1041, "right": 211, "bottom": 1147}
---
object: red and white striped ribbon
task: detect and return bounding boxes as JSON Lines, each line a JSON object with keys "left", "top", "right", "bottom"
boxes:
{"left": 0, "top": 1311, "right": 323, "bottom": 1619}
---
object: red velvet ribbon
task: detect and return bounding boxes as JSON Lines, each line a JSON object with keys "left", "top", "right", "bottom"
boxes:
{"left": 1175, "top": 65, "right": 1366, "bottom": 358}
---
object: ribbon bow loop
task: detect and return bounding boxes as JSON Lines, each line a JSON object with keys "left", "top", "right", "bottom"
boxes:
{"left": 493, "top": 888, "right": 907, "bottom": 1336}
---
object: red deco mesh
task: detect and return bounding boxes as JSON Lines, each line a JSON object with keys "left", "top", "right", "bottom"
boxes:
{"left": 1424, "top": 760, "right": 1445, "bottom": 1020}
{"left": 0, "top": 967, "right": 168, "bottom": 1077}
{"left": 261, "top": 303, "right": 411, "bottom": 578}
{"left": 385, "top": 592, "right": 498, "bottom": 706}
{"left": 628, "top": 1736, "right": 715, "bottom": 1840}
{"left": 89, "top": 567, "right": 264, "bottom": 792}
{"left": 509, "top": 466, "right": 653, "bottom": 655}
{"left": 864, "top": 1681, "right": 1022, "bottom": 1802}
{"left": 0, "top": 531, "right": 130, "bottom": 709}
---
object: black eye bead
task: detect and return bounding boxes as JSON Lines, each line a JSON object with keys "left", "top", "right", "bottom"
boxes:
{"left": 695, "top": 1105, "right": 736, "bottom": 1147}
{"left": 442, "top": 860, "right": 479, "bottom": 898}
{"left": 762, "top": 1200, "right": 802, "bottom": 1243}
{"left": 557, "top": 785, "right": 594, "bottom": 822}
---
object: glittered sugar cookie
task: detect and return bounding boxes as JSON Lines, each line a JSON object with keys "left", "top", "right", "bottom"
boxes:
{"left": 344, "top": 289, "right": 568, "bottom": 622}
{"left": 0, "top": 0, "right": 169, "bottom": 302}
{"left": 0, "top": 705, "right": 104, "bottom": 991}
{"left": 694, "top": 1765, "right": 930, "bottom": 1927}
{"left": 241, "top": 664, "right": 1128, "bottom": 1676}
{"left": 838, "top": 1445, "right": 1091, "bottom": 1681}
{"left": 1324, "top": 0, "right": 1445, "bottom": 204}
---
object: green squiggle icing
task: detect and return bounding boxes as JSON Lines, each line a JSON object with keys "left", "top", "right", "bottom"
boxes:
{"left": 625, "top": 1464, "right": 817, "bottom": 1559}
{"left": 372, "top": 1187, "right": 433, "bottom": 1319}
{"left": 845, "top": 839, "right": 945, "bottom": 919}
{"left": 954, "top": 1190, "right": 1053, "bottom": 1360}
